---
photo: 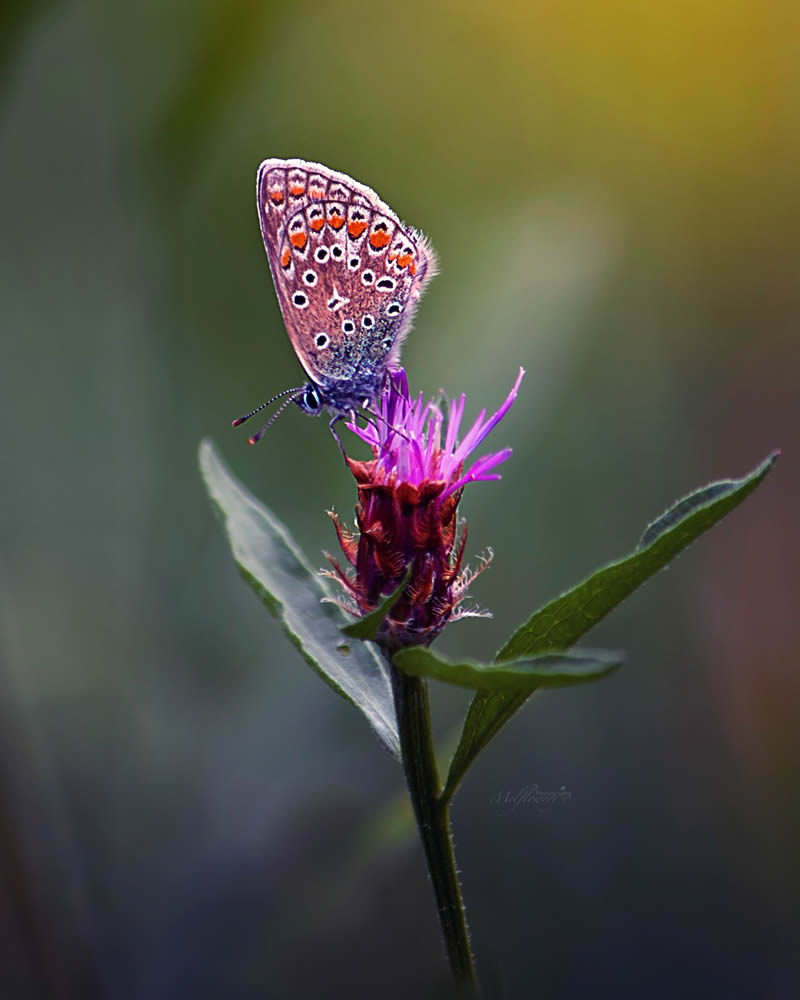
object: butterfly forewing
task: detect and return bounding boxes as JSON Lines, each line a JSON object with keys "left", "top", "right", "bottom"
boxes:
{"left": 256, "top": 158, "right": 437, "bottom": 412}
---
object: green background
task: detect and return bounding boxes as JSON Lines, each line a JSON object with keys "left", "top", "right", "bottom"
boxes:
{"left": 2, "top": 1, "right": 798, "bottom": 996}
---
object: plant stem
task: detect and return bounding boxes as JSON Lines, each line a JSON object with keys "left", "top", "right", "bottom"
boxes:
{"left": 390, "top": 663, "right": 478, "bottom": 992}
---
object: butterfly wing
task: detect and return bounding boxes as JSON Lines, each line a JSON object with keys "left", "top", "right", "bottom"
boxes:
{"left": 256, "top": 158, "right": 437, "bottom": 406}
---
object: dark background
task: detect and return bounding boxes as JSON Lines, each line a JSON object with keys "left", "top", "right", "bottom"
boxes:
{"left": 2, "top": 1, "right": 798, "bottom": 997}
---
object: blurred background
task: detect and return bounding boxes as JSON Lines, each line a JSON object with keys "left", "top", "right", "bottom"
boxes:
{"left": 2, "top": 1, "right": 799, "bottom": 996}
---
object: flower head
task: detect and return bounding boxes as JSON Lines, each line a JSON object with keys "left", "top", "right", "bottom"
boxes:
{"left": 325, "top": 368, "right": 524, "bottom": 651}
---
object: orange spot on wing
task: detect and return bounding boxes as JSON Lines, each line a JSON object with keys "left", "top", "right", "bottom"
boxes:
{"left": 409, "top": 261, "right": 416, "bottom": 276}
{"left": 348, "top": 220, "right": 368, "bottom": 238}
{"left": 290, "top": 232, "right": 307, "bottom": 250}
{"left": 310, "top": 217, "right": 325, "bottom": 232}
{"left": 280, "top": 247, "right": 291, "bottom": 268}
{"left": 310, "top": 187, "right": 325, "bottom": 199}
{"left": 269, "top": 190, "right": 284, "bottom": 204}
{"left": 397, "top": 253, "right": 413, "bottom": 269}
{"left": 328, "top": 212, "right": 345, "bottom": 230}
{"left": 289, "top": 183, "right": 305, "bottom": 196}
{"left": 369, "top": 230, "right": 392, "bottom": 249}
{"left": 388, "top": 251, "right": 399, "bottom": 262}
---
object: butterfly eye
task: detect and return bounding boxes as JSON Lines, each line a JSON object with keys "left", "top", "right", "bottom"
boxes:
{"left": 292, "top": 291, "right": 309, "bottom": 309}
{"left": 314, "top": 332, "right": 330, "bottom": 349}
{"left": 361, "top": 270, "right": 375, "bottom": 286}
{"left": 362, "top": 314, "right": 375, "bottom": 329}
{"left": 301, "top": 385, "right": 322, "bottom": 412}
{"left": 302, "top": 270, "right": 318, "bottom": 286}
{"left": 341, "top": 320, "right": 355, "bottom": 334}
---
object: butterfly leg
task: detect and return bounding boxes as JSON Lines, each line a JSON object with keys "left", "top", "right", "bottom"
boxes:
{"left": 328, "top": 413, "right": 349, "bottom": 462}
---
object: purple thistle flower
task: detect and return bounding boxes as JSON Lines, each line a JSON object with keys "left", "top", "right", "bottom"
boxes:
{"left": 325, "top": 368, "right": 524, "bottom": 650}
{"left": 348, "top": 367, "right": 524, "bottom": 496}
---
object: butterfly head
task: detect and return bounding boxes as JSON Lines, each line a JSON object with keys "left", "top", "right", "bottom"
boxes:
{"left": 234, "top": 378, "right": 375, "bottom": 448}
{"left": 294, "top": 371, "right": 379, "bottom": 420}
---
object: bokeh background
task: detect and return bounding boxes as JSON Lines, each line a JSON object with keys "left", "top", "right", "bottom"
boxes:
{"left": 2, "top": 1, "right": 799, "bottom": 997}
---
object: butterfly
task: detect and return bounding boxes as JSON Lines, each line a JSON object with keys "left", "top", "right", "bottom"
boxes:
{"left": 233, "top": 158, "right": 438, "bottom": 445}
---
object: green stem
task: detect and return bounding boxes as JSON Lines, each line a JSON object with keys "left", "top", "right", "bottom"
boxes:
{"left": 390, "top": 663, "right": 478, "bottom": 992}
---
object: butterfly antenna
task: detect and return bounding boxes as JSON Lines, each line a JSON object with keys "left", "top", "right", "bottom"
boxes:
{"left": 247, "top": 392, "right": 302, "bottom": 445}
{"left": 232, "top": 386, "right": 303, "bottom": 428}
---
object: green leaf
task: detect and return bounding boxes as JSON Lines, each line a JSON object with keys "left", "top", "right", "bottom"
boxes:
{"left": 498, "top": 451, "right": 778, "bottom": 662}
{"left": 443, "top": 451, "right": 778, "bottom": 802}
{"left": 199, "top": 440, "right": 400, "bottom": 759}
{"left": 637, "top": 478, "right": 757, "bottom": 549}
{"left": 340, "top": 568, "right": 412, "bottom": 640}
{"left": 393, "top": 646, "right": 623, "bottom": 691}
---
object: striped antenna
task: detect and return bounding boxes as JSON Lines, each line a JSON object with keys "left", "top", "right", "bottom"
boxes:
{"left": 247, "top": 392, "right": 302, "bottom": 445}
{"left": 232, "top": 386, "right": 304, "bottom": 444}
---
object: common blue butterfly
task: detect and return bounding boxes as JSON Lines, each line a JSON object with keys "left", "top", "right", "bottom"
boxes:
{"left": 233, "top": 158, "right": 438, "bottom": 444}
